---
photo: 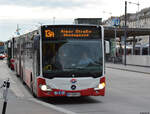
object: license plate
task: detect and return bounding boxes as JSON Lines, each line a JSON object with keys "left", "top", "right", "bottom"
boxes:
{"left": 66, "top": 92, "right": 81, "bottom": 97}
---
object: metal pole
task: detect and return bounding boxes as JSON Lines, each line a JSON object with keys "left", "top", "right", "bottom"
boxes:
{"left": 115, "top": 26, "right": 117, "bottom": 57}
{"left": 137, "top": 1, "right": 140, "bottom": 28}
{"left": 114, "top": 26, "right": 117, "bottom": 63}
{"left": 2, "top": 79, "right": 10, "bottom": 114}
{"left": 16, "top": 24, "right": 20, "bottom": 35}
{"left": 124, "top": 1, "right": 127, "bottom": 65}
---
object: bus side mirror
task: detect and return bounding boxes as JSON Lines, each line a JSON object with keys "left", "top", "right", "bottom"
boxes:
{"left": 33, "top": 35, "right": 40, "bottom": 49}
{"left": 105, "top": 41, "right": 110, "bottom": 54}
{"left": 8, "top": 42, "right": 11, "bottom": 48}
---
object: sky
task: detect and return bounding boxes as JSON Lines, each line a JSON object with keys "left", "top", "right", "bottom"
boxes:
{"left": 0, "top": 0, "right": 150, "bottom": 41}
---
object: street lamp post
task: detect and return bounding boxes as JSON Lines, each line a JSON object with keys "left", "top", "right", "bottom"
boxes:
{"left": 124, "top": 1, "right": 127, "bottom": 65}
{"left": 123, "top": 1, "right": 140, "bottom": 65}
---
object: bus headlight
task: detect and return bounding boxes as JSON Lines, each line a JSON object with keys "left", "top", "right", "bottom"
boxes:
{"left": 40, "top": 85, "right": 52, "bottom": 91}
{"left": 94, "top": 83, "right": 105, "bottom": 90}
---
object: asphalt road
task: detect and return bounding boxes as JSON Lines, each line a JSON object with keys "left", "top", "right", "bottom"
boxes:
{"left": 41, "top": 67, "right": 150, "bottom": 114}
{"left": 0, "top": 59, "right": 150, "bottom": 114}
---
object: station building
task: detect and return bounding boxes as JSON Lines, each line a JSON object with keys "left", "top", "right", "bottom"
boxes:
{"left": 103, "top": 7, "right": 150, "bottom": 66}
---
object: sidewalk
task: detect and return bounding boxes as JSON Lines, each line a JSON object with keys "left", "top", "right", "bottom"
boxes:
{"left": 0, "top": 98, "right": 66, "bottom": 114}
{"left": 106, "top": 63, "right": 150, "bottom": 74}
{"left": 0, "top": 60, "right": 67, "bottom": 114}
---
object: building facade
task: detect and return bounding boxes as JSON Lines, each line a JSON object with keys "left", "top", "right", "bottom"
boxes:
{"left": 103, "top": 7, "right": 150, "bottom": 28}
{"left": 103, "top": 7, "right": 150, "bottom": 55}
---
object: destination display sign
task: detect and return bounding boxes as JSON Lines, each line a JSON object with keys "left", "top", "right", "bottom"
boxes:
{"left": 42, "top": 25, "right": 101, "bottom": 40}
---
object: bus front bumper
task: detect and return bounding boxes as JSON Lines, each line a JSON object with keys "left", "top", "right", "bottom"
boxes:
{"left": 37, "top": 87, "right": 105, "bottom": 97}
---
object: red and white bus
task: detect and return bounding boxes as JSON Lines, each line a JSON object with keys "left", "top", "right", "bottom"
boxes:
{"left": 0, "top": 41, "right": 6, "bottom": 59}
{"left": 6, "top": 38, "right": 15, "bottom": 70}
{"left": 13, "top": 25, "right": 106, "bottom": 97}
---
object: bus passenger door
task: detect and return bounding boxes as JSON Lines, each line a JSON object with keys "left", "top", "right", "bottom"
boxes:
{"left": 32, "top": 35, "right": 40, "bottom": 95}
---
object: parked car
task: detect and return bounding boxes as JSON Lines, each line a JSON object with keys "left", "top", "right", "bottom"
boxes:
{"left": 0, "top": 53, "right": 6, "bottom": 59}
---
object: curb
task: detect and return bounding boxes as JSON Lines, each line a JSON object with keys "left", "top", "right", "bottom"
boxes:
{"left": 30, "top": 98, "right": 77, "bottom": 114}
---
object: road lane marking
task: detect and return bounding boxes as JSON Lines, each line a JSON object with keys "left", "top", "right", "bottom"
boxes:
{"left": 30, "top": 98, "right": 77, "bottom": 114}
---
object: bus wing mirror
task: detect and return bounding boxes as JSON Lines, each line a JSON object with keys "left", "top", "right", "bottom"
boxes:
{"left": 105, "top": 41, "right": 110, "bottom": 54}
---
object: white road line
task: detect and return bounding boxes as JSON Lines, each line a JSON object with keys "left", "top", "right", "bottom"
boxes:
{"left": 30, "top": 98, "right": 77, "bottom": 114}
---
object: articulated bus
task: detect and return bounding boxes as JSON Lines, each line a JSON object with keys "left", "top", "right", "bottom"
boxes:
{"left": 13, "top": 25, "right": 105, "bottom": 97}
{"left": 6, "top": 38, "right": 15, "bottom": 70}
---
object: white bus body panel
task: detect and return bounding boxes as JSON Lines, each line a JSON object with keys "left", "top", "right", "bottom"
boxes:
{"left": 45, "top": 77, "right": 100, "bottom": 90}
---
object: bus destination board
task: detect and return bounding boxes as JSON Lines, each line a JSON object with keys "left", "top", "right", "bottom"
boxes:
{"left": 42, "top": 25, "right": 100, "bottom": 40}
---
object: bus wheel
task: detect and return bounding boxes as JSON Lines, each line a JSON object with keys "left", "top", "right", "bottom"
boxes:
{"left": 16, "top": 66, "right": 19, "bottom": 77}
{"left": 30, "top": 75, "right": 37, "bottom": 98}
{"left": 22, "top": 78, "right": 26, "bottom": 85}
{"left": 21, "top": 69, "right": 26, "bottom": 85}
{"left": 11, "top": 67, "right": 13, "bottom": 71}
{"left": 31, "top": 83, "right": 37, "bottom": 98}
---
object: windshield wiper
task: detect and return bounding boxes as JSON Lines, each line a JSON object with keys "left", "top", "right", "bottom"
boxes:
{"left": 94, "top": 61, "right": 103, "bottom": 65}
{"left": 64, "top": 68, "right": 102, "bottom": 78}
{"left": 64, "top": 67, "right": 88, "bottom": 71}
{"left": 43, "top": 70, "right": 73, "bottom": 79}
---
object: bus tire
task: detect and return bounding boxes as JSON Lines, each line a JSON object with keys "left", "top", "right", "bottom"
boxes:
{"left": 30, "top": 74, "right": 37, "bottom": 98}
{"left": 16, "top": 65, "right": 19, "bottom": 77}
{"left": 22, "top": 68, "right": 26, "bottom": 85}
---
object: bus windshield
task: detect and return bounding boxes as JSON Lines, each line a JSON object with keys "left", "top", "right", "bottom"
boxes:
{"left": 42, "top": 40, "right": 103, "bottom": 78}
